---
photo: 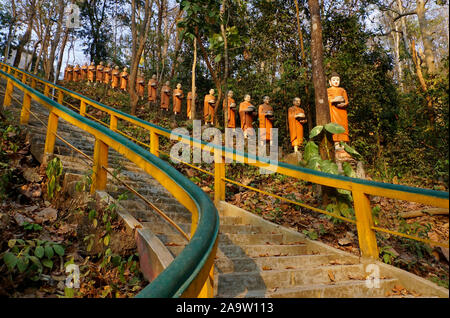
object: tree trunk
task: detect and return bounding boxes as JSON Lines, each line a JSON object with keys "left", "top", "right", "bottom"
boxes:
{"left": 13, "top": 0, "right": 37, "bottom": 67}
{"left": 416, "top": 0, "right": 435, "bottom": 74}
{"left": 55, "top": 28, "right": 69, "bottom": 83}
{"left": 45, "top": 0, "right": 65, "bottom": 81}
{"left": 191, "top": 38, "right": 197, "bottom": 120}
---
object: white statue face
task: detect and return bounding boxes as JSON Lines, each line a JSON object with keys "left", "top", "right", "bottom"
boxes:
{"left": 209, "top": 89, "right": 215, "bottom": 95}
{"left": 294, "top": 98, "right": 301, "bottom": 106}
{"left": 329, "top": 76, "right": 340, "bottom": 87}
{"left": 177, "top": 83, "right": 181, "bottom": 89}
{"left": 263, "top": 96, "right": 270, "bottom": 103}
{"left": 244, "top": 95, "right": 251, "bottom": 102}
{"left": 152, "top": 75, "right": 156, "bottom": 79}
{"left": 124, "top": 67, "right": 128, "bottom": 72}
{"left": 166, "top": 81, "right": 170, "bottom": 86}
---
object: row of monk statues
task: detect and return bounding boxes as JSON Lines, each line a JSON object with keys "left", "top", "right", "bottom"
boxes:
{"left": 63, "top": 63, "right": 350, "bottom": 158}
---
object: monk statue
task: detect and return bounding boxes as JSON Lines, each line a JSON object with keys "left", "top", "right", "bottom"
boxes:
{"left": 120, "top": 67, "right": 128, "bottom": 91}
{"left": 258, "top": 96, "right": 274, "bottom": 143}
{"left": 66, "top": 64, "right": 73, "bottom": 82}
{"left": 96, "top": 61, "right": 104, "bottom": 84}
{"left": 203, "top": 89, "right": 216, "bottom": 125}
{"left": 223, "top": 90, "right": 236, "bottom": 129}
{"left": 103, "top": 63, "right": 112, "bottom": 85}
{"left": 239, "top": 94, "right": 256, "bottom": 137}
{"left": 111, "top": 66, "right": 120, "bottom": 89}
{"left": 136, "top": 70, "right": 145, "bottom": 100}
{"left": 81, "top": 63, "right": 88, "bottom": 81}
{"left": 63, "top": 65, "right": 69, "bottom": 82}
{"left": 173, "top": 83, "right": 184, "bottom": 115}
{"left": 73, "top": 64, "right": 81, "bottom": 82}
{"left": 87, "top": 62, "right": 96, "bottom": 84}
{"left": 288, "top": 97, "right": 307, "bottom": 153}
{"left": 186, "top": 88, "right": 196, "bottom": 119}
{"left": 148, "top": 74, "right": 157, "bottom": 104}
{"left": 327, "top": 72, "right": 351, "bottom": 160}
{"left": 160, "top": 81, "right": 171, "bottom": 111}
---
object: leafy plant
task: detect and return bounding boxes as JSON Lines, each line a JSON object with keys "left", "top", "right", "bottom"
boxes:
{"left": 379, "top": 245, "right": 398, "bottom": 265}
{"left": 22, "top": 221, "right": 43, "bottom": 231}
{"left": 302, "top": 229, "right": 318, "bottom": 240}
{"left": 46, "top": 157, "right": 63, "bottom": 199}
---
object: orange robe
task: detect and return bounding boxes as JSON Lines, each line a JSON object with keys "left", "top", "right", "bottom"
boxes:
{"left": 136, "top": 76, "right": 145, "bottom": 97}
{"left": 327, "top": 86, "right": 349, "bottom": 142}
{"left": 258, "top": 104, "right": 273, "bottom": 141}
{"left": 187, "top": 91, "right": 193, "bottom": 119}
{"left": 120, "top": 71, "right": 128, "bottom": 91}
{"left": 160, "top": 85, "right": 171, "bottom": 109}
{"left": 148, "top": 79, "right": 157, "bottom": 102}
{"left": 81, "top": 65, "right": 88, "bottom": 80}
{"left": 96, "top": 65, "right": 104, "bottom": 82}
{"left": 63, "top": 67, "right": 69, "bottom": 81}
{"left": 111, "top": 69, "right": 120, "bottom": 88}
{"left": 67, "top": 66, "right": 73, "bottom": 81}
{"left": 173, "top": 89, "right": 184, "bottom": 113}
{"left": 103, "top": 67, "right": 111, "bottom": 84}
{"left": 288, "top": 106, "right": 306, "bottom": 147}
{"left": 88, "top": 65, "right": 96, "bottom": 82}
{"left": 239, "top": 101, "right": 255, "bottom": 135}
{"left": 73, "top": 66, "right": 81, "bottom": 82}
{"left": 203, "top": 94, "right": 216, "bottom": 123}
{"left": 223, "top": 97, "right": 236, "bottom": 128}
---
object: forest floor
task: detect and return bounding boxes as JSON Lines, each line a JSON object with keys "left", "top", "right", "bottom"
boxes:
{"left": 0, "top": 110, "right": 146, "bottom": 298}
{"left": 3, "top": 80, "right": 446, "bottom": 297}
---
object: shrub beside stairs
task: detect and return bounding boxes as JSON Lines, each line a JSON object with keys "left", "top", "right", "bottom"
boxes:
{"left": 1, "top": 79, "right": 447, "bottom": 298}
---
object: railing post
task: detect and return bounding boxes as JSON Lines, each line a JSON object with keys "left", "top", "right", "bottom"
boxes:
{"left": 90, "top": 138, "right": 109, "bottom": 194}
{"left": 44, "top": 84, "right": 50, "bottom": 97}
{"left": 150, "top": 129, "right": 159, "bottom": 157}
{"left": 3, "top": 79, "right": 13, "bottom": 108}
{"left": 31, "top": 78, "right": 36, "bottom": 89}
{"left": 57, "top": 90, "right": 64, "bottom": 105}
{"left": 20, "top": 92, "right": 32, "bottom": 124}
{"left": 21, "top": 72, "right": 27, "bottom": 84}
{"left": 110, "top": 114, "right": 117, "bottom": 131}
{"left": 353, "top": 190, "right": 379, "bottom": 259}
{"left": 44, "top": 111, "right": 59, "bottom": 156}
{"left": 214, "top": 147, "right": 225, "bottom": 205}
{"left": 80, "top": 100, "right": 86, "bottom": 116}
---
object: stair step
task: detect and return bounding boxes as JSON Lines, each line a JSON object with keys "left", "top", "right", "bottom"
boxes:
{"left": 215, "top": 254, "right": 360, "bottom": 274}
{"left": 216, "top": 278, "right": 400, "bottom": 298}
{"left": 216, "top": 264, "right": 368, "bottom": 294}
{"left": 217, "top": 244, "right": 308, "bottom": 258}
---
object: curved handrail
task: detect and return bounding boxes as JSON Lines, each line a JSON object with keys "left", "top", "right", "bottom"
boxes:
{"left": 0, "top": 67, "right": 220, "bottom": 298}
{"left": 2, "top": 61, "right": 449, "bottom": 256}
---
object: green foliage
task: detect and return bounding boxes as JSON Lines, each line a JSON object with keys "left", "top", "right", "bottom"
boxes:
{"left": 2, "top": 239, "right": 64, "bottom": 281}
{"left": 22, "top": 222, "right": 42, "bottom": 232}
{"left": 46, "top": 157, "right": 63, "bottom": 199}
{"left": 379, "top": 246, "right": 398, "bottom": 265}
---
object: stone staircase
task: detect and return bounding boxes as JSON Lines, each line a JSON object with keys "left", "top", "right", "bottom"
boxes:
{"left": 1, "top": 78, "right": 447, "bottom": 298}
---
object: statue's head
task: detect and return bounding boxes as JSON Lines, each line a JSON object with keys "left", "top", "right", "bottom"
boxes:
{"left": 329, "top": 72, "right": 340, "bottom": 87}
{"left": 176, "top": 83, "right": 182, "bottom": 89}
{"left": 244, "top": 94, "right": 251, "bottom": 102}
{"left": 152, "top": 74, "right": 156, "bottom": 79}
{"left": 123, "top": 67, "right": 128, "bottom": 72}
{"left": 100, "top": 61, "right": 104, "bottom": 65}
{"left": 165, "top": 81, "right": 170, "bottom": 86}
{"left": 107, "top": 62, "right": 111, "bottom": 67}
{"left": 115, "top": 66, "right": 119, "bottom": 70}
{"left": 209, "top": 89, "right": 215, "bottom": 95}
{"left": 76, "top": 64, "right": 80, "bottom": 68}
{"left": 228, "top": 90, "right": 233, "bottom": 97}
{"left": 263, "top": 96, "right": 270, "bottom": 104}
{"left": 293, "top": 97, "right": 301, "bottom": 106}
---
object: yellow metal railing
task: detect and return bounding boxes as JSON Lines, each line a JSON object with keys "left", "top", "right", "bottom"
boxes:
{"left": 2, "top": 62, "right": 448, "bottom": 263}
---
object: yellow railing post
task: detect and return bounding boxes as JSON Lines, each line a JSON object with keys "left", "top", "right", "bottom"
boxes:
{"left": 3, "top": 79, "right": 13, "bottom": 108}
{"left": 110, "top": 114, "right": 117, "bottom": 131}
{"left": 21, "top": 72, "right": 27, "bottom": 84}
{"left": 214, "top": 147, "right": 225, "bottom": 205}
{"left": 57, "top": 90, "right": 64, "bottom": 105}
{"left": 44, "top": 84, "right": 50, "bottom": 97}
{"left": 150, "top": 129, "right": 159, "bottom": 157}
{"left": 20, "top": 92, "right": 32, "bottom": 124}
{"left": 31, "top": 78, "right": 36, "bottom": 89}
{"left": 80, "top": 100, "right": 86, "bottom": 116}
{"left": 44, "top": 111, "right": 59, "bottom": 156}
{"left": 353, "top": 189, "right": 379, "bottom": 259}
{"left": 91, "top": 138, "right": 109, "bottom": 194}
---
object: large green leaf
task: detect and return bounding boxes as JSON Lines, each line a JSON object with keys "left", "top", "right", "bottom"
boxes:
{"left": 320, "top": 160, "right": 339, "bottom": 175}
{"left": 44, "top": 245, "right": 54, "bottom": 258}
{"left": 34, "top": 246, "right": 44, "bottom": 259}
{"left": 342, "top": 162, "right": 356, "bottom": 178}
{"left": 53, "top": 245, "right": 64, "bottom": 256}
{"left": 303, "top": 141, "right": 319, "bottom": 162}
{"left": 307, "top": 156, "right": 321, "bottom": 171}
{"left": 343, "top": 143, "right": 361, "bottom": 157}
{"left": 324, "top": 122, "right": 346, "bottom": 134}
{"left": 309, "top": 125, "right": 323, "bottom": 139}
{"left": 3, "top": 252, "right": 17, "bottom": 269}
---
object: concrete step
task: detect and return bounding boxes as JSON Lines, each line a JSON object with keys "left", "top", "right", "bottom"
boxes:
{"left": 219, "top": 216, "right": 243, "bottom": 225}
{"left": 215, "top": 254, "right": 360, "bottom": 274}
{"left": 216, "top": 264, "right": 369, "bottom": 295}
{"left": 217, "top": 244, "right": 308, "bottom": 258}
{"left": 132, "top": 210, "right": 192, "bottom": 224}
{"left": 216, "top": 278, "right": 400, "bottom": 298}
{"left": 219, "top": 233, "right": 303, "bottom": 245}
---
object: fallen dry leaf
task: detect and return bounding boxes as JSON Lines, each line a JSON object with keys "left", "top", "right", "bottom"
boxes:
{"left": 328, "top": 270, "right": 335, "bottom": 282}
{"left": 262, "top": 266, "right": 272, "bottom": 271}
